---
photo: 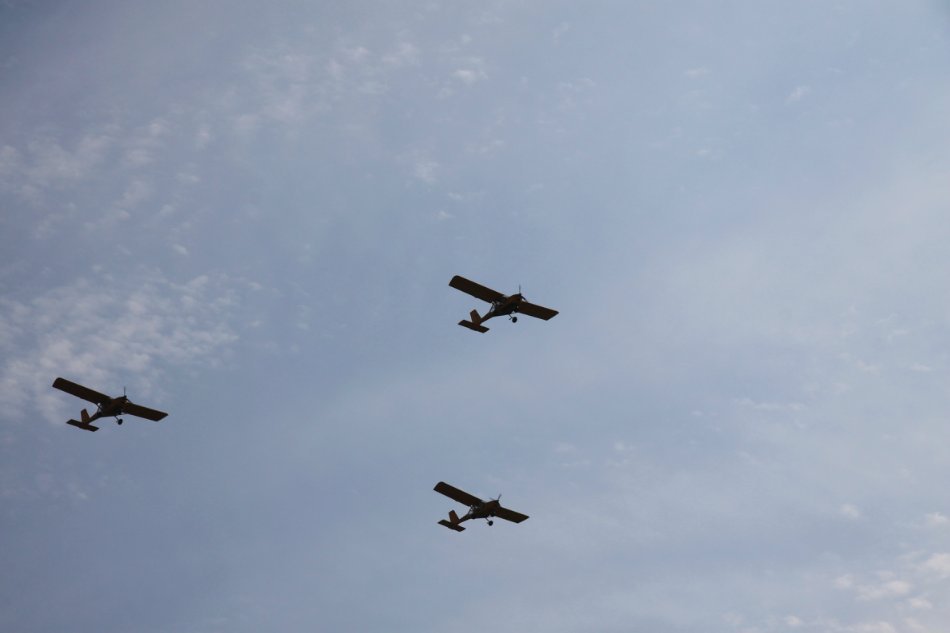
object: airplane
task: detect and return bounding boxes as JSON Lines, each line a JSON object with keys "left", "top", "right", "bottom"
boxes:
{"left": 434, "top": 481, "right": 529, "bottom": 532}
{"left": 52, "top": 377, "right": 168, "bottom": 432}
{"left": 449, "top": 275, "right": 558, "bottom": 333}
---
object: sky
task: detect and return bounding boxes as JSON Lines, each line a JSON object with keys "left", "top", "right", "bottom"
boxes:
{"left": 2, "top": 1, "right": 950, "bottom": 631}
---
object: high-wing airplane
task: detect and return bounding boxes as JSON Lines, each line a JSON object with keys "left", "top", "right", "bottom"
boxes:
{"left": 434, "top": 481, "right": 529, "bottom": 532}
{"left": 449, "top": 275, "right": 558, "bottom": 333}
{"left": 52, "top": 377, "right": 167, "bottom": 432}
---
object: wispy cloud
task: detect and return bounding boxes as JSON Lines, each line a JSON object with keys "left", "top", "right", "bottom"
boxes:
{"left": 855, "top": 578, "right": 911, "bottom": 602}
{"left": 786, "top": 84, "right": 811, "bottom": 103}
{"left": 0, "top": 271, "right": 241, "bottom": 424}
{"left": 839, "top": 503, "right": 863, "bottom": 520}
{"left": 918, "top": 553, "right": 950, "bottom": 579}
{"left": 734, "top": 397, "right": 805, "bottom": 412}
{"left": 382, "top": 41, "right": 420, "bottom": 67}
{"left": 0, "top": 133, "right": 115, "bottom": 202}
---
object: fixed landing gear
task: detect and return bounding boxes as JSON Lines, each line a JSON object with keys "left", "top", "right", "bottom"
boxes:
{"left": 117, "top": 418, "right": 123, "bottom": 425}
{"left": 487, "top": 520, "right": 494, "bottom": 526}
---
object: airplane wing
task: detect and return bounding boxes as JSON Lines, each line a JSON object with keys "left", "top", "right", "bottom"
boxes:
{"left": 52, "top": 377, "right": 111, "bottom": 404}
{"left": 449, "top": 276, "right": 505, "bottom": 303}
{"left": 122, "top": 402, "right": 168, "bottom": 422}
{"left": 494, "top": 506, "right": 529, "bottom": 523}
{"left": 434, "top": 481, "right": 483, "bottom": 507}
{"left": 516, "top": 301, "right": 558, "bottom": 321}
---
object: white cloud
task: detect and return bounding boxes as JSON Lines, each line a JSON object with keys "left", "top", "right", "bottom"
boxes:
{"left": 117, "top": 179, "right": 152, "bottom": 210}
{"left": 453, "top": 68, "right": 486, "bottom": 85}
{"left": 734, "top": 397, "right": 805, "bottom": 412}
{"left": 343, "top": 46, "right": 370, "bottom": 63}
{"left": 27, "top": 134, "right": 114, "bottom": 186}
{"left": 326, "top": 58, "right": 344, "bottom": 80}
{"left": 0, "top": 272, "right": 241, "bottom": 425}
{"left": 233, "top": 113, "right": 259, "bottom": 135}
{"left": 849, "top": 623, "right": 896, "bottom": 633}
{"left": 382, "top": 41, "right": 420, "bottom": 67}
{"left": 124, "top": 147, "right": 153, "bottom": 166}
{"left": 176, "top": 170, "right": 200, "bottom": 185}
{"left": 0, "top": 134, "right": 114, "bottom": 201}
{"left": 840, "top": 503, "right": 863, "bottom": 520}
{"left": 787, "top": 85, "right": 811, "bottom": 102}
{"left": 401, "top": 149, "right": 439, "bottom": 184}
{"left": 194, "top": 125, "right": 212, "bottom": 149}
{"left": 722, "top": 612, "right": 745, "bottom": 626}
{"left": 145, "top": 118, "right": 169, "bottom": 139}
{"left": 919, "top": 553, "right": 950, "bottom": 578}
{"left": 414, "top": 160, "right": 438, "bottom": 184}
{"left": 924, "top": 512, "right": 949, "bottom": 527}
{"left": 855, "top": 579, "right": 911, "bottom": 601}
{"left": 0, "top": 144, "right": 18, "bottom": 179}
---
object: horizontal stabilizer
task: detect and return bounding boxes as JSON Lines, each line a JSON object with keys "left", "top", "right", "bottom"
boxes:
{"left": 458, "top": 320, "right": 489, "bottom": 333}
{"left": 438, "top": 519, "right": 465, "bottom": 532}
{"left": 66, "top": 419, "right": 100, "bottom": 432}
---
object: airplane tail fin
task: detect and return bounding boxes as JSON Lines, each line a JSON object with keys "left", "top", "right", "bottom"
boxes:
{"left": 81, "top": 408, "right": 90, "bottom": 423}
{"left": 67, "top": 419, "right": 99, "bottom": 432}
{"left": 439, "top": 511, "right": 466, "bottom": 532}
{"left": 458, "top": 312, "right": 489, "bottom": 333}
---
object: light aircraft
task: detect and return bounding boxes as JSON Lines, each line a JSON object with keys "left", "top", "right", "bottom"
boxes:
{"left": 434, "top": 481, "right": 529, "bottom": 531}
{"left": 52, "top": 377, "right": 168, "bottom": 432}
{"left": 449, "top": 275, "right": 558, "bottom": 333}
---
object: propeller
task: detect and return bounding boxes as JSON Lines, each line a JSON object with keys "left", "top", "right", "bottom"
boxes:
{"left": 487, "top": 494, "right": 501, "bottom": 525}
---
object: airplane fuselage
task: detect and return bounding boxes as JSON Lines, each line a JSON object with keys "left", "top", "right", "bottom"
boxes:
{"left": 86, "top": 396, "right": 129, "bottom": 422}
{"left": 481, "top": 294, "right": 523, "bottom": 322}
{"left": 460, "top": 499, "right": 501, "bottom": 522}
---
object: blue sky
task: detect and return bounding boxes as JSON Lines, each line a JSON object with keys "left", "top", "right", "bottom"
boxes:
{"left": 3, "top": 2, "right": 950, "bottom": 631}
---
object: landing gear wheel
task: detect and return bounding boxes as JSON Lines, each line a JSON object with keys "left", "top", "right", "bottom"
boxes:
{"left": 488, "top": 520, "right": 494, "bottom": 526}
{"left": 117, "top": 419, "right": 123, "bottom": 425}
{"left": 512, "top": 316, "right": 518, "bottom": 323}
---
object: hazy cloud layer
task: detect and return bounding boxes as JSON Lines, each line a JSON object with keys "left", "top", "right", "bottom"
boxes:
{"left": 2, "top": 2, "right": 950, "bottom": 632}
